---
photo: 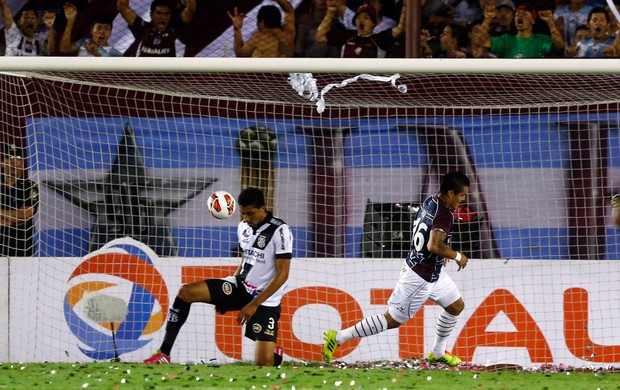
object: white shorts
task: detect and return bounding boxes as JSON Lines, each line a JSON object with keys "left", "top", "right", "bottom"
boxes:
{"left": 387, "top": 262, "right": 461, "bottom": 324}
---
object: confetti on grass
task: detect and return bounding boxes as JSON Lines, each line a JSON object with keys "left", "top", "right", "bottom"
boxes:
{"left": 323, "top": 358, "right": 620, "bottom": 374}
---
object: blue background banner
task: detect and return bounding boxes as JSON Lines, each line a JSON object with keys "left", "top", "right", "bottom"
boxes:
{"left": 29, "top": 114, "right": 620, "bottom": 260}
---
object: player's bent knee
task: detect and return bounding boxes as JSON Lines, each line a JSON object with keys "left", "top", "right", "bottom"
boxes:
{"left": 446, "top": 298, "right": 465, "bottom": 315}
{"left": 177, "top": 282, "right": 210, "bottom": 303}
{"left": 177, "top": 285, "right": 192, "bottom": 302}
{"left": 385, "top": 312, "right": 402, "bottom": 329}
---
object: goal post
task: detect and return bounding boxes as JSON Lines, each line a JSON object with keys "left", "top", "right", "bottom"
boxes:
{"left": 0, "top": 57, "right": 619, "bottom": 367}
{"left": 4, "top": 57, "right": 620, "bottom": 74}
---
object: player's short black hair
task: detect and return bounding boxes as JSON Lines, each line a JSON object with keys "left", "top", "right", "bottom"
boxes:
{"left": 588, "top": 7, "right": 609, "bottom": 23}
{"left": 238, "top": 187, "right": 266, "bottom": 208}
{"left": 257, "top": 5, "right": 282, "bottom": 29}
{"left": 150, "top": 0, "right": 174, "bottom": 13}
{"left": 91, "top": 14, "right": 114, "bottom": 27}
{"left": 15, "top": 5, "right": 37, "bottom": 21}
{"left": 439, "top": 172, "right": 470, "bottom": 195}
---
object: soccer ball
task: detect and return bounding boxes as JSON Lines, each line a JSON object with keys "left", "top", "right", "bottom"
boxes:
{"left": 207, "top": 191, "right": 236, "bottom": 219}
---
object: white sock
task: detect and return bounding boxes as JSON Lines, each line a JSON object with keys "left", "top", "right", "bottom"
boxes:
{"left": 432, "top": 310, "right": 459, "bottom": 356}
{"left": 336, "top": 314, "right": 388, "bottom": 345}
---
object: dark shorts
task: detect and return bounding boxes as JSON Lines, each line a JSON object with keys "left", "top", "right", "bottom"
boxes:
{"left": 206, "top": 278, "right": 281, "bottom": 342}
{"left": 244, "top": 304, "right": 281, "bottom": 342}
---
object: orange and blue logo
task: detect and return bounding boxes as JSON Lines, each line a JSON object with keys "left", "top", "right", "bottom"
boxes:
{"left": 63, "top": 238, "right": 168, "bottom": 360}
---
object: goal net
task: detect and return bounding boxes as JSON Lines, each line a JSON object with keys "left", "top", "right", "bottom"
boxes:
{"left": 0, "top": 57, "right": 618, "bottom": 368}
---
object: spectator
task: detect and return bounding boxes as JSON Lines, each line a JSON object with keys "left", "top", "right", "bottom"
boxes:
{"left": 316, "top": 1, "right": 406, "bottom": 58}
{"left": 0, "top": 1, "right": 56, "bottom": 56}
{"left": 116, "top": 0, "right": 196, "bottom": 57}
{"left": 574, "top": 23, "right": 591, "bottom": 42}
{"left": 480, "top": 4, "right": 565, "bottom": 58}
{"left": 0, "top": 144, "right": 38, "bottom": 257}
{"left": 365, "top": 0, "right": 398, "bottom": 32}
{"left": 566, "top": 7, "right": 620, "bottom": 57}
{"left": 489, "top": 0, "right": 515, "bottom": 37}
{"left": 466, "top": 19, "right": 497, "bottom": 56}
{"left": 553, "top": 0, "right": 592, "bottom": 46}
{"left": 60, "top": 3, "right": 121, "bottom": 57}
{"left": 437, "top": 22, "right": 469, "bottom": 57}
{"left": 295, "top": 0, "right": 337, "bottom": 57}
{"left": 228, "top": 0, "right": 296, "bottom": 57}
{"left": 423, "top": 3, "right": 459, "bottom": 55}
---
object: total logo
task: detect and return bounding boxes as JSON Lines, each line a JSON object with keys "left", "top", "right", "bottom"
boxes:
{"left": 63, "top": 237, "right": 168, "bottom": 360}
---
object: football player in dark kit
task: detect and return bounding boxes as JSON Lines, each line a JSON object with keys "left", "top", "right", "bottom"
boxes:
{"left": 323, "top": 171, "right": 470, "bottom": 366}
{"left": 0, "top": 144, "right": 39, "bottom": 257}
{"left": 145, "top": 187, "right": 293, "bottom": 366}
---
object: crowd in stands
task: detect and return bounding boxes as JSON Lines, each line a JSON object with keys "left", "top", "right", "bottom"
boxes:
{"left": 0, "top": 0, "right": 619, "bottom": 58}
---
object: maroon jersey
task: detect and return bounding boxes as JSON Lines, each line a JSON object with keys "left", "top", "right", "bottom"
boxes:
{"left": 124, "top": 15, "right": 179, "bottom": 57}
{"left": 326, "top": 22, "right": 394, "bottom": 58}
{"left": 405, "top": 195, "right": 454, "bottom": 282}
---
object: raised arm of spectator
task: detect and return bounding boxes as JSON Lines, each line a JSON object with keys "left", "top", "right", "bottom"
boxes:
{"left": 275, "top": 0, "right": 295, "bottom": 35}
{"left": 478, "top": 5, "right": 495, "bottom": 49}
{"left": 228, "top": 7, "right": 251, "bottom": 57}
{"left": 420, "top": 28, "right": 433, "bottom": 56}
{"left": 316, "top": 5, "right": 338, "bottom": 43}
{"left": 117, "top": 0, "right": 138, "bottom": 25}
{"left": 60, "top": 3, "right": 78, "bottom": 54}
{"left": 539, "top": 10, "right": 564, "bottom": 50}
{"left": 43, "top": 11, "right": 56, "bottom": 55}
{"left": 391, "top": 1, "right": 407, "bottom": 39}
{"left": 181, "top": 0, "right": 196, "bottom": 24}
{"left": 275, "top": 0, "right": 295, "bottom": 56}
{"left": 0, "top": 0, "right": 14, "bottom": 30}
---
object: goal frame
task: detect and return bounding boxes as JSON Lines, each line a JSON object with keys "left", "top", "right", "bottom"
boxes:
{"left": 1, "top": 57, "right": 619, "bottom": 367}
{"left": 1, "top": 57, "right": 620, "bottom": 74}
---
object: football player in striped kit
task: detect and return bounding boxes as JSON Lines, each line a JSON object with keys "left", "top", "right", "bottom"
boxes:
{"left": 323, "top": 172, "right": 470, "bottom": 367}
{"left": 145, "top": 187, "right": 293, "bottom": 366}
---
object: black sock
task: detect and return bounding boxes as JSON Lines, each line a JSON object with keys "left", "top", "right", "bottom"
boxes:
{"left": 273, "top": 352, "right": 283, "bottom": 366}
{"left": 160, "top": 296, "right": 191, "bottom": 356}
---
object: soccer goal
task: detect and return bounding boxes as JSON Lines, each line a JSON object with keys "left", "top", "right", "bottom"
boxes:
{"left": 0, "top": 57, "right": 619, "bottom": 368}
